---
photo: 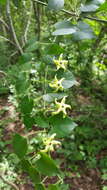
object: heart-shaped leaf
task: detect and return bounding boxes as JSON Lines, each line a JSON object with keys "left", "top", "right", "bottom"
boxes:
{"left": 36, "top": 152, "right": 59, "bottom": 176}
{"left": 48, "top": 0, "right": 64, "bottom": 11}
{"left": 50, "top": 115, "right": 77, "bottom": 137}
{"left": 20, "top": 96, "right": 33, "bottom": 114}
{"left": 72, "top": 21, "right": 96, "bottom": 40}
{"left": 13, "top": 134, "right": 28, "bottom": 159}
{"left": 53, "top": 21, "right": 76, "bottom": 35}
{"left": 21, "top": 159, "right": 40, "bottom": 184}
{"left": 43, "top": 93, "right": 67, "bottom": 102}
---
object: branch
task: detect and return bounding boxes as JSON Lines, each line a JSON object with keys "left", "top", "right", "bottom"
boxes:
{"left": 24, "top": 1, "right": 33, "bottom": 43}
{"left": 0, "top": 17, "right": 9, "bottom": 30}
{"left": 6, "top": 0, "right": 23, "bottom": 54}
{"left": 84, "top": 16, "right": 107, "bottom": 24}
{"left": 33, "top": 0, "right": 107, "bottom": 23}
{"left": 0, "top": 70, "right": 7, "bottom": 76}
{"left": 0, "top": 175, "right": 19, "bottom": 190}
{"left": 0, "top": 35, "right": 17, "bottom": 46}
{"left": 33, "top": 0, "right": 77, "bottom": 17}
{"left": 32, "top": 0, "right": 41, "bottom": 40}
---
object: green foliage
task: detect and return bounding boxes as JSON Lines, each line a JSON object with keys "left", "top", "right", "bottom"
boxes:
{"left": 48, "top": 184, "right": 60, "bottom": 190}
{"left": 21, "top": 159, "right": 41, "bottom": 184}
{"left": 103, "top": 186, "right": 107, "bottom": 190}
{"left": 53, "top": 20, "right": 95, "bottom": 40}
{"left": 50, "top": 114, "right": 77, "bottom": 138}
{"left": 36, "top": 152, "right": 59, "bottom": 176}
{"left": 0, "top": 0, "right": 6, "bottom": 5}
{"left": 12, "top": 134, "right": 28, "bottom": 159}
{"left": 0, "top": 0, "right": 107, "bottom": 189}
{"left": 35, "top": 184, "right": 46, "bottom": 190}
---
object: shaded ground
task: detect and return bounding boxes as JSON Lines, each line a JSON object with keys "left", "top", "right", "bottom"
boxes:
{"left": 0, "top": 96, "right": 107, "bottom": 190}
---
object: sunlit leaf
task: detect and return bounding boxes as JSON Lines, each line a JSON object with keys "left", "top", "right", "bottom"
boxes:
{"left": 53, "top": 21, "right": 76, "bottom": 35}
{"left": 72, "top": 22, "right": 96, "bottom": 40}
{"left": 48, "top": 184, "right": 60, "bottom": 190}
{"left": 43, "top": 93, "right": 67, "bottom": 102}
{"left": 48, "top": 0, "right": 64, "bottom": 11}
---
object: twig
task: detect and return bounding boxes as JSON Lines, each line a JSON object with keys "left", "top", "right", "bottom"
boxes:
{"left": 33, "top": 0, "right": 107, "bottom": 23}
{"left": 0, "top": 175, "right": 19, "bottom": 190}
{"left": 0, "top": 35, "right": 17, "bottom": 46}
{"left": 6, "top": 0, "right": 23, "bottom": 54}
{"left": 84, "top": 16, "right": 107, "bottom": 23}
{"left": 0, "top": 70, "right": 7, "bottom": 76}
{"left": 0, "top": 17, "right": 9, "bottom": 30}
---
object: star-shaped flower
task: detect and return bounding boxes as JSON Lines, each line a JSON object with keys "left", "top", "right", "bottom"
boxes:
{"left": 52, "top": 96, "right": 71, "bottom": 117}
{"left": 49, "top": 75, "right": 64, "bottom": 92}
{"left": 42, "top": 133, "right": 61, "bottom": 152}
{"left": 53, "top": 54, "right": 68, "bottom": 71}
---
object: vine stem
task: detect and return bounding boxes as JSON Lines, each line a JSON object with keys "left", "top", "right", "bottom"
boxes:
{"left": 6, "top": 0, "right": 23, "bottom": 54}
{"left": 33, "top": 0, "right": 107, "bottom": 24}
{"left": 0, "top": 175, "right": 19, "bottom": 190}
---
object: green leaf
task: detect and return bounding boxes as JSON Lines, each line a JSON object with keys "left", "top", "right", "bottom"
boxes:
{"left": 23, "top": 115, "right": 35, "bottom": 129}
{"left": 25, "top": 42, "right": 40, "bottom": 52}
{"left": 48, "top": 0, "right": 64, "bottom": 11}
{"left": 98, "top": 1, "right": 107, "bottom": 11}
{"left": 61, "top": 71, "right": 77, "bottom": 89}
{"left": 21, "top": 159, "right": 40, "bottom": 184}
{"left": 72, "top": 21, "right": 95, "bottom": 40}
{"left": 50, "top": 115, "right": 77, "bottom": 137}
{"left": 0, "top": 0, "right": 6, "bottom": 5}
{"left": 21, "top": 159, "right": 31, "bottom": 172}
{"left": 45, "top": 44, "right": 64, "bottom": 55}
{"left": 81, "top": 3, "right": 99, "bottom": 12}
{"left": 15, "top": 73, "right": 30, "bottom": 94}
{"left": 43, "top": 93, "right": 67, "bottom": 102}
{"left": 62, "top": 79, "right": 77, "bottom": 89}
{"left": 48, "top": 184, "right": 60, "bottom": 190}
{"left": 35, "top": 114, "right": 50, "bottom": 128}
{"left": 20, "top": 96, "right": 33, "bottom": 114}
{"left": 53, "top": 21, "right": 76, "bottom": 35}
{"left": 29, "top": 167, "right": 41, "bottom": 184}
{"left": 81, "top": 0, "right": 105, "bottom": 12}
{"left": 35, "top": 184, "right": 46, "bottom": 190}
{"left": 12, "top": 0, "right": 20, "bottom": 7}
{"left": 18, "top": 53, "right": 33, "bottom": 64}
{"left": 36, "top": 152, "right": 59, "bottom": 176}
{"left": 13, "top": 134, "right": 28, "bottom": 159}
{"left": 103, "top": 186, "right": 107, "bottom": 190}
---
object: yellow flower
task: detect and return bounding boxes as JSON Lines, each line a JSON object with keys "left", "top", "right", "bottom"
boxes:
{"left": 49, "top": 75, "right": 64, "bottom": 92}
{"left": 53, "top": 54, "right": 68, "bottom": 71}
{"left": 42, "top": 133, "right": 61, "bottom": 152}
{"left": 52, "top": 96, "right": 71, "bottom": 117}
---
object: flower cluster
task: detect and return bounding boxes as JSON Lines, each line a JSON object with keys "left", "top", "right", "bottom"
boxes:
{"left": 49, "top": 54, "right": 71, "bottom": 117}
